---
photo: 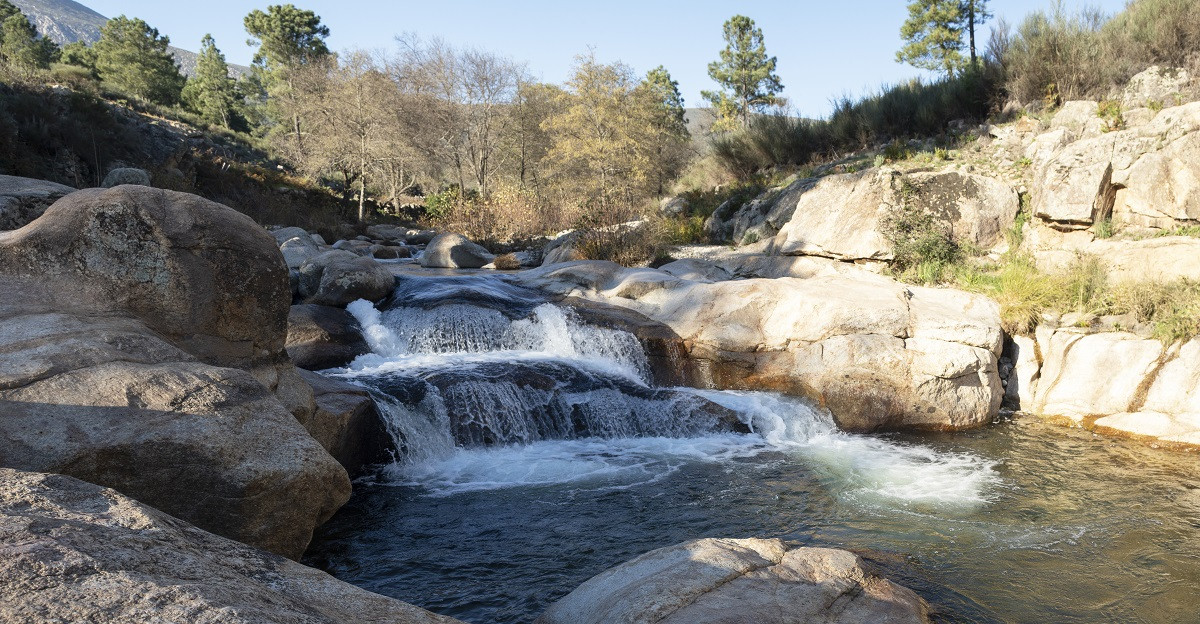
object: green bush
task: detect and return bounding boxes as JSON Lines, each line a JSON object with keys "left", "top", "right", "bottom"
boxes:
{"left": 882, "top": 181, "right": 961, "bottom": 275}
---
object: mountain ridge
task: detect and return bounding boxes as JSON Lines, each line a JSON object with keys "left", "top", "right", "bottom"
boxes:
{"left": 10, "top": 0, "right": 249, "bottom": 77}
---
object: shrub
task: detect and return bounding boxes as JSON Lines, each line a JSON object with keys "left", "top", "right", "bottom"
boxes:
{"left": 882, "top": 184, "right": 961, "bottom": 274}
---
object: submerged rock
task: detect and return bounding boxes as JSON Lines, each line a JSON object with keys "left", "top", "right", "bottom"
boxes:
{"left": 299, "top": 369, "right": 393, "bottom": 474}
{"left": 0, "top": 468, "right": 464, "bottom": 624}
{"left": 537, "top": 537, "right": 929, "bottom": 624}
{"left": 516, "top": 261, "right": 1004, "bottom": 432}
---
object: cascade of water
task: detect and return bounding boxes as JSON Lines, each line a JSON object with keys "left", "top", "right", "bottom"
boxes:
{"left": 340, "top": 290, "right": 999, "bottom": 510}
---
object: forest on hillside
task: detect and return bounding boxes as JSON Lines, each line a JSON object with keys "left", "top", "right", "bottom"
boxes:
{"left": 0, "top": 0, "right": 1197, "bottom": 246}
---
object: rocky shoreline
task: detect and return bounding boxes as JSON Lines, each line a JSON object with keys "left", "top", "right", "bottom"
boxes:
{"left": 3, "top": 69, "right": 1200, "bottom": 621}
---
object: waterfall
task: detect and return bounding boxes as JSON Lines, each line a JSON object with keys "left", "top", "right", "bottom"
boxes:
{"left": 336, "top": 281, "right": 999, "bottom": 510}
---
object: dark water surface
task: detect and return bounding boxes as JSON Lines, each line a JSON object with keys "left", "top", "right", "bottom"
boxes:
{"left": 305, "top": 417, "right": 1200, "bottom": 624}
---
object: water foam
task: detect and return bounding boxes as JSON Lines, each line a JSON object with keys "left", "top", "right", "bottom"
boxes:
{"left": 346, "top": 297, "right": 1000, "bottom": 511}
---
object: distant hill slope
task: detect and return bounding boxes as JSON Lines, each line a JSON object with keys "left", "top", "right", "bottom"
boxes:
{"left": 10, "top": 0, "right": 249, "bottom": 78}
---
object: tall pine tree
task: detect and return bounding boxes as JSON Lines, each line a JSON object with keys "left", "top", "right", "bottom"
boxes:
{"left": 897, "top": 0, "right": 990, "bottom": 75}
{"left": 182, "top": 34, "right": 236, "bottom": 126}
{"left": 244, "top": 4, "right": 330, "bottom": 153}
{"left": 0, "top": 0, "right": 58, "bottom": 76}
{"left": 701, "top": 15, "right": 783, "bottom": 131}
{"left": 94, "top": 16, "right": 185, "bottom": 104}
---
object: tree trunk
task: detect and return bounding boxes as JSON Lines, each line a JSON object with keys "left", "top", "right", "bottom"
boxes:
{"left": 358, "top": 133, "right": 367, "bottom": 222}
{"left": 968, "top": 2, "right": 977, "bottom": 67}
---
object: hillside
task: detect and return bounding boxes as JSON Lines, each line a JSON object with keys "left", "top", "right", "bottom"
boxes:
{"left": 9, "top": 0, "right": 249, "bottom": 77}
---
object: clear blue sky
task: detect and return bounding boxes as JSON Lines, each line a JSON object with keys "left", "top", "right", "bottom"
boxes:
{"left": 82, "top": 0, "right": 1128, "bottom": 118}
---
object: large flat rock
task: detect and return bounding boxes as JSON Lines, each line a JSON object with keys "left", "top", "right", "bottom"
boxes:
{"left": 536, "top": 538, "right": 929, "bottom": 624}
{"left": 515, "top": 261, "right": 1004, "bottom": 432}
{"left": 0, "top": 468, "right": 462, "bottom": 624}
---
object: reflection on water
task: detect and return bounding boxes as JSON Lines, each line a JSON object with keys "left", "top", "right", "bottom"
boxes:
{"left": 306, "top": 417, "right": 1200, "bottom": 624}
{"left": 309, "top": 293, "right": 1200, "bottom": 624}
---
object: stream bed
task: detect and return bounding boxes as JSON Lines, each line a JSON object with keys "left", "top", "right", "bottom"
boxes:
{"left": 303, "top": 274, "right": 1200, "bottom": 624}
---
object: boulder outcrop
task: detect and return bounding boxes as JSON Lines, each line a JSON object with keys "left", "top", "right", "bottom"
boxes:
{"left": 536, "top": 538, "right": 929, "bottom": 624}
{"left": 299, "top": 250, "right": 396, "bottom": 307}
{"left": 0, "top": 174, "right": 74, "bottom": 230}
{"left": 0, "top": 186, "right": 290, "bottom": 371}
{"left": 1008, "top": 326, "right": 1200, "bottom": 445}
{"left": 287, "top": 303, "right": 372, "bottom": 370}
{"left": 773, "top": 168, "right": 1019, "bottom": 261}
{"left": 516, "top": 261, "right": 1004, "bottom": 432}
{"left": 0, "top": 186, "right": 351, "bottom": 558}
{"left": 420, "top": 232, "right": 495, "bottom": 269}
{"left": 0, "top": 468, "right": 463, "bottom": 624}
{"left": 1031, "top": 102, "right": 1200, "bottom": 230}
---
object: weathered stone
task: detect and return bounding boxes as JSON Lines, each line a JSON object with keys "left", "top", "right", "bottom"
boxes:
{"left": 704, "top": 177, "right": 818, "bottom": 244}
{"left": 1050, "top": 101, "right": 1106, "bottom": 137}
{"left": 299, "top": 250, "right": 396, "bottom": 307}
{"left": 370, "top": 244, "right": 410, "bottom": 259}
{"left": 516, "top": 261, "right": 1003, "bottom": 431}
{"left": 366, "top": 224, "right": 409, "bottom": 242}
{"left": 0, "top": 175, "right": 75, "bottom": 230}
{"left": 0, "top": 468, "right": 463, "bottom": 624}
{"left": 1121, "top": 66, "right": 1191, "bottom": 108}
{"left": 405, "top": 229, "right": 437, "bottom": 245}
{"left": 659, "top": 196, "right": 689, "bottom": 216}
{"left": 420, "top": 232, "right": 495, "bottom": 269}
{"left": 280, "top": 232, "right": 324, "bottom": 269}
{"left": 0, "top": 298, "right": 350, "bottom": 559}
{"left": 286, "top": 303, "right": 371, "bottom": 370}
{"left": 657, "top": 258, "right": 732, "bottom": 283}
{"left": 536, "top": 538, "right": 929, "bottom": 624}
{"left": 298, "top": 370, "right": 393, "bottom": 474}
{"left": 1031, "top": 329, "right": 1165, "bottom": 422}
{"left": 102, "top": 167, "right": 152, "bottom": 188}
{"left": 773, "top": 167, "right": 1018, "bottom": 261}
{"left": 0, "top": 185, "right": 289, "bottom": 370}
{"left": 1031, "top": 102, "right": 1200, "bottom": 230}
{"left": 0, "top": 186, "right": 351, "bottom": 558}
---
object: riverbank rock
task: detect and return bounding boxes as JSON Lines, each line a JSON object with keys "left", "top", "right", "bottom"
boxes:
{"left": 299, "top": 370, "right": 393, "bottom": 474}
{"left": 0, "top": 186, "right": 351, "bottom": 558}
{"left": 1010, "top": 327, "right": 1200, "bottom": 445}
{"left": 0, "top": 468, "right": 464, "bottom": 624}
{"left": 515, "top": 261, "right": 1004, "bottom": 432}
{"left": 536, "top": 538, "right": 929, "bottom": 624}
{"left": 0, "top": 175, "right": 74, "bottom": 230}
{"left": 287, "top": 304, "right": 371, "bottom": 370}
{"left": 420, "top": 232, "right": 495, "bottom": 268}
{"left": 0, "top": 185, "right": 290, "bottom": 370}
{"left": 275, "top": 226, "right": 326, "bottom": 269}
{"left": 299, "top": 250, "right": 396, "bottom": 306}
{"left": 773, "top": 168, "right": 1019, "bottom": 261}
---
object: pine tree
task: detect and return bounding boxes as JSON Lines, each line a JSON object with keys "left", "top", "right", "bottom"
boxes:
{"left": 244, "top": 4, "right": 330, "bottom": 154}
{"left": 182, "top": 34, "right": 236, "bottom": 127}
{"left": 644, "top": 66, "right": 687, "bottom": 137}
{"left": 0, "top": 1, "right": 58, "bottom": 75}
{"left": 701, "top": 15, "right": 783, "bottom": 130}
{"left": 897, "top": 0, "right": 990, "bottom": 75}
{"left": 94, "top": 16, "right": 185, "bottom": 104}
{"left": 641, "top": 66, "right": 689, "bottom": 194}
